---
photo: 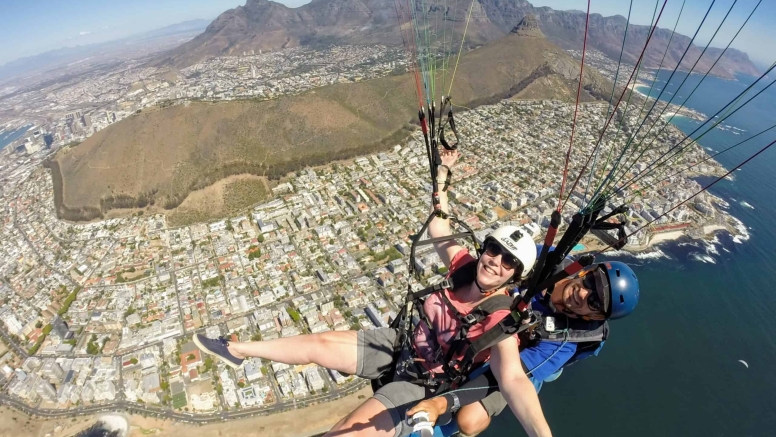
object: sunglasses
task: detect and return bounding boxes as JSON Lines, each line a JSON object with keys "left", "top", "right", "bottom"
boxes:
{"left": 582, "top": 273, "right": 604, "bottom": 313}
{"left": 483, "top": 241, "right": 520, "bottom": 271}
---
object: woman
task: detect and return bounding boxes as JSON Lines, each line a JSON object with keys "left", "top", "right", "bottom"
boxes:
{"left": 192, "top": 150, "right": 552, "bottom": 437}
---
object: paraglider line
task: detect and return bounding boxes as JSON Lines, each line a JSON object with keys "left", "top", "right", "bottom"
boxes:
{"left": 446, "top": 0, "right": 475, "bottom": 97}
{"left": 557, "top": 0, "right": 591, "bottom": 212}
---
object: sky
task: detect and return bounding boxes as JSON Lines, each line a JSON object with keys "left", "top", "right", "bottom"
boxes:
{"left": 1, "top": 0, "right": 774, "bottom": 68}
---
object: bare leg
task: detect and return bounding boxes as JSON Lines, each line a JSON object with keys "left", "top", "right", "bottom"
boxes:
{"left": 456, "top": 401, "right": 491, "bottom": 437}
{"left": 228, "top": 330, "right": 359, "bottom": 375}
{"left": 324, "top": 398, "right": 397, "bottom": 437}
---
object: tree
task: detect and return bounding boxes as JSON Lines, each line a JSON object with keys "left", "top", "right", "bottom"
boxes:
{"left": 130, "top": 358, "right": 138, "bottom": 365}
{"left": 257, "top": 234, "right": 265, "bottom": 243}
{"left": 251, "top": 332, "right": 262, "bottom": 341}
{"left": 186, "top": 353, "right": 196, "bottom": 361}
{"left": 203, "top": 356, "right": 214, "bottom": 373}
{"left": 287, "top": 308, "right": 301, "bottom": 323}
{"left": 35, "top": 321, "right": 43, "bottom": 329}
{"left": 237, "top": 381, "right": 245, "bottom": 388}
{"left": 160, "top": 381, "right": 169, "bottom": 391}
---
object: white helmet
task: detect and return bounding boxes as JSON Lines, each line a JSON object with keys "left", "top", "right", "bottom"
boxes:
{"left": 483, "top": 225, "right": 536, "bottom": 280}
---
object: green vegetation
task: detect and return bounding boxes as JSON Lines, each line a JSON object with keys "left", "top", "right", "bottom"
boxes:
{"left": 172, "top": 392, "right": 188, "bottom": 409}
{"left": 86, "top": 341, "right": 100, "bottom": 355}
{"left": 186, "top": 353, "right": 196, "bottom": 361}
{"left": 160, "top": 381, "right": 169, "bottom": 391}
{"left": 58, "top": 287, "right": 81, "bottom": 316}
{"left": 124, "top": 308, "right": 136, "bottom": 317}
{"left": 287, "top": 308, "right": 301, "bottom": 323}
{"left": 201, "top": 275, "right": 223, "bottom": 288}
{"left": 247, "top": 246, "right": 262, "bottom": 260}
{"left": 202, "top": 356, "right": 214, "bottom": 373}
{"left": 130, "top": 357, "right": 138, "bottom": 365}
{"left": 370, "top": 247, "right": 402, "bottom": 263}
{"left": 251, "top": 332, "right": 262, "bottom": 341}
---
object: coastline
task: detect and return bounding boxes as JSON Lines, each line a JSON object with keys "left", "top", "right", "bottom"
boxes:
{"left": 626, "top": 80, "right": 707, "bottom": 122}
{"left": 0, "top": 386, "right": 373, "bottom": 437}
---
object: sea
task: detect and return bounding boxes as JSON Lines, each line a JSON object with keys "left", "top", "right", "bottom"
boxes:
{"left": 0, "top": 124, "right": 31, "bottom": 151}
{"left": 486, "top": 69, "right": 776, "bottom": 436}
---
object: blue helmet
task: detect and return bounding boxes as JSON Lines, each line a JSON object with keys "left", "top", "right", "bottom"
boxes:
{"left": 599, "top": 261, "right": 640, "bottom": 320}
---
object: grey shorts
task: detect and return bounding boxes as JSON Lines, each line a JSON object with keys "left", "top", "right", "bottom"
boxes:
{"left": 356, "top": 328, "right": 448, "bottom": 437}
{"left": 480, "top": 391, "right": 508, "bottom": 417}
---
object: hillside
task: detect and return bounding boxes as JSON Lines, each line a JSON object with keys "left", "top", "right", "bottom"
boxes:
{"left": 159, "top": 0, "right": 759, "bottom": 80}
{"left": 52, "top": 24, "right": 612, "bottom": 221}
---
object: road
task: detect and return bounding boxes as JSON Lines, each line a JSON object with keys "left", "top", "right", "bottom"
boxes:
{"left": 0, "top": 379, "right": 369, "bottom": 424}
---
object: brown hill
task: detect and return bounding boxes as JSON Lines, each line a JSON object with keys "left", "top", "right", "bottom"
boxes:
{"left": 160, "top": 0, "right": 759, "bottom": 79}
{"left": 52, "top": 31, "right": 612, "bottom": 221}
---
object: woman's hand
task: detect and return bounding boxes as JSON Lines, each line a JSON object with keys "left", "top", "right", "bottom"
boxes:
{"left": 439, "top": 149, "right": 461, "bottom": 170}
{"left": 406, "top": 397, "right": 449, "bottom": 425}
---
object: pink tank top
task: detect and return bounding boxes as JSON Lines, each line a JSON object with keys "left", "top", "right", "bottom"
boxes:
{"left": 412, "top": 250, "right": 518, "bottom": 374}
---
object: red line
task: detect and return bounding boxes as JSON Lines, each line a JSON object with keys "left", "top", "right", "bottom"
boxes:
{"left": 562, "top": 0, "right": 668, "bottom": 210}
{"left": 557, "top": 0, "right": 591, "bottom": 212}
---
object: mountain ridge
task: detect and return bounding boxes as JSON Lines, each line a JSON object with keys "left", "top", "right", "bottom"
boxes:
{"left": 159, "top": 0, "right": 759, "bottom": 80}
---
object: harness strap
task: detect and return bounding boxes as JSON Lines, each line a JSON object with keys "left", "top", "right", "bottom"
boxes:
{"left": 440, "top": 294, "right": 515, "bottom": 380}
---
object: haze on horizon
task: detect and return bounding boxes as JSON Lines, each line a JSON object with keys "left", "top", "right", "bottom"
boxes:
{"left": 0, "top": 0, "right": 774, "bottom": 70}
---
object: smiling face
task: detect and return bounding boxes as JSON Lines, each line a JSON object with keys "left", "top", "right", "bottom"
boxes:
{"left": 549, "top": 276, "right": 606, "bottom": 320}
{"left": 475, "top": 242, "right": 516, "bottom": 291}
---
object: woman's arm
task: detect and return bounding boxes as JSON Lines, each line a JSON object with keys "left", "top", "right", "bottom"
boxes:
{"left": 428, "top": 150, "right": 464, "bottom": 267}
{"left": 490, "top": 337, "right": 552, "bottom": 437}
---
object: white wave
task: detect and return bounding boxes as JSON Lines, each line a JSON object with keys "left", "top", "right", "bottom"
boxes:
{"left": 690, "top": 253, "right": 717, "bottom": 264}
{"left": 740, "top": 201, "right": 754, "bottom": 209}
{"left": 730, "top": 216, "right": 750, "bottom": 242}
{"left": 704, "top": 240, "right": 720, "bottom": 256}
{"left": 96, "top": 415, "right": 128, "bottom": 436}
{"left": 608, "top": 247, "right": 670, "bottom": 260}
{"left": 678, "top": 241, "right": 700, "bottom": 248}
{"left": 723, "top": 247, "right": 731, "bottom": 253}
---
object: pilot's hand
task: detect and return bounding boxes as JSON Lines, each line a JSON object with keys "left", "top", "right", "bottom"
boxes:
{"left": 406, "top": 396, "right": 449, "bottom": 425}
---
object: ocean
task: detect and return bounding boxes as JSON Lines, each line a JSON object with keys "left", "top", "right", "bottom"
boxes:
{"left": 0, "top": 124, "right": 31, "bottom": 151}
{"left": 485, "top": 69, "right": 776, "bottom": 436}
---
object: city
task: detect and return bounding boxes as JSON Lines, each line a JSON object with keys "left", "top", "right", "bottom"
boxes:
{"left": 0, "top": 78, "right": 743, "bottom": 421}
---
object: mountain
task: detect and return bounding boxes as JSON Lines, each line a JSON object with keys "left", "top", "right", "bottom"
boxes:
{"left": 50, "top": 21, "right": 612, "bottom": 222}
{"left": 160, "top": 0, "right": 759, "bottom": 79}
{"left": 0, "top": 20, "right": 210, "bottom": 82}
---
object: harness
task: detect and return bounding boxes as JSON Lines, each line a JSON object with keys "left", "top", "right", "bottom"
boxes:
{"left": 527, "top": 310, "right": 609, "bottom": 370}
{"left": 373, "top": 260, "right": 539, "bottom": 393}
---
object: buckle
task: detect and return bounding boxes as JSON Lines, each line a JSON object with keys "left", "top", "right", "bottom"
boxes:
{"left": 439, "top": 278, "right": 453, "bottom": 290}
{"left": 462, "top": 313, "right": 478, "bottom": 324}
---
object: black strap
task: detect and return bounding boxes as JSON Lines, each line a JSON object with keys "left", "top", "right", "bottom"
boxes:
{"left": 439, "top": 165, "right": 453, "bottom": 191}
{"left": 439, "top": 104, "right": 460, "bottom": 150}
